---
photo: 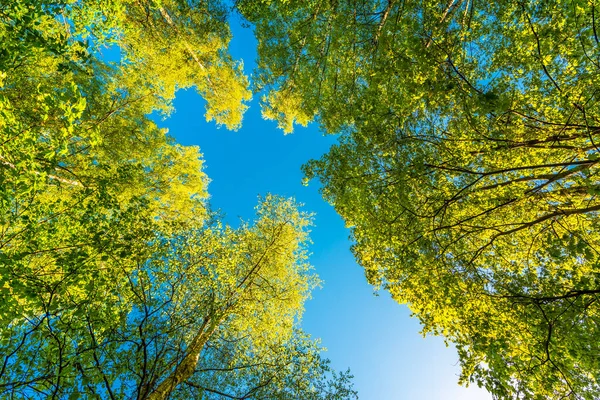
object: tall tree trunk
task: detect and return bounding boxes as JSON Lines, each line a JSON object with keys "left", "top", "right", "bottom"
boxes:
{"left": 145, "top": 314, "right": 223, "bottom": 400}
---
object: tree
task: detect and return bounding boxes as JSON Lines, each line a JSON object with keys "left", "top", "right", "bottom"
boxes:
{"left": 0, "top": 0, "right": 252, "bottom": 323}
{"left": 1, "top": 2, "right": 356, "bottom": 398}
{"left": 242, "top": 0, "right": 600, "bottom": 397}
{"left": 1, "top": 0, "right": 198, "bottom": 325}
{"left": 0, "top": 195, "right": 357, "bottom": 399}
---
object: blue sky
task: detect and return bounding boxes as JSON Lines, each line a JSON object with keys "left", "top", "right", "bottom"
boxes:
{"left": 156, "top": 18, "right": 493, "bottom": 400}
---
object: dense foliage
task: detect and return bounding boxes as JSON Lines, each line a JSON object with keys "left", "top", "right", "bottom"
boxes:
{"left": 6, "top": 0, "right": 600, "bottom": 397}
{"left": 241, "top": 0, "right": 600, "bottom": 398}
{"left": 0, "top": 1, "right": 356, "bottom": 398}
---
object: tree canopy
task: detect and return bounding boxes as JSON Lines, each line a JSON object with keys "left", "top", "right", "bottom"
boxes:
{"left": 7, "top": 0, "right": 600, "bottom": 397}
{"left": 242, "top": 0, "right": 600, "bottom": 398}
{"left": 1, "top": 194, "right": 356, "bottom": 399}
{"left": 0, "top": 1, "right": 356, "bottom": 398}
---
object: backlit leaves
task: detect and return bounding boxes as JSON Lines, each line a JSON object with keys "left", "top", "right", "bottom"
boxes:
{"left": 245, "top": 0, "right": 600, "bottom": 397}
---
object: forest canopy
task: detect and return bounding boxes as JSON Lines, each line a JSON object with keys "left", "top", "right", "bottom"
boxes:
{"left": 0, "top": 1, "right": 356, "bottom": 398}
{"left": 3, "top": 0, "right": 600, "bottom": 398}
{"left": 240, "top": 0, "right": 600, "bottom": 398}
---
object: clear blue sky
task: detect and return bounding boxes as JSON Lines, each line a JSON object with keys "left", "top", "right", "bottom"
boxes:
{"left": 157, "top": 17, "right": 493, "bottom": 400}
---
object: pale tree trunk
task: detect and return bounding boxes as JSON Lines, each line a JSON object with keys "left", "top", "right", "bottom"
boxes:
{"left": 145, "top": 314, "right": 223, "bottom": 400}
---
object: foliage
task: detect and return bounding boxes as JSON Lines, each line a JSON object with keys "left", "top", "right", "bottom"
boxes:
{"left": 243, "top": 0, "right": 600, "bottom": 398}
{"left": 0, "top": 196, "right": 357, "bottom": 399}
{"left": 1, "top": 0, "right": 214, "bottom": 325}
{"left": 0, "top": 1, "right": 355, "bottom": 398}
{"left": 72, "top": 0, "right": 252, "bottom": 127}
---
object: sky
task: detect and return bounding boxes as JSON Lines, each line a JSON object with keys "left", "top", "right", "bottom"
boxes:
{"left": 155, "top": 17, "right": 493, "bottom": 400}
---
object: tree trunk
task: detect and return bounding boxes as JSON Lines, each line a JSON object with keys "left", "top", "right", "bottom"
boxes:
{"left": 145, "top": 314, "right": 223, "bottom": 400}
